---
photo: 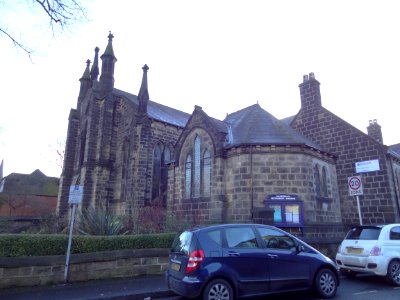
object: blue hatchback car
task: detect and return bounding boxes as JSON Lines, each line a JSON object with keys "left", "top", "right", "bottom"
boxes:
{"left": 166, "top": 224, "right": 339, "bottom": 300}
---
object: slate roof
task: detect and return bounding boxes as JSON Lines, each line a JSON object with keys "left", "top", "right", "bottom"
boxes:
{"left": 280, "top": 115, "right": 296, "bottom": 126}
{"left": 0, "top": 170, "right": 59, "bottom": 196}
{"left": 114, "top": 90, "right": 321, "bottom": 151}
{"left": 223, "top": 104, "right": 322, "bottom": 150}
{"left": 389, "top": 143, "right": 400, "bottom": 159}
{"left": 113, "top": 89, "right": 190, "bottom": 127}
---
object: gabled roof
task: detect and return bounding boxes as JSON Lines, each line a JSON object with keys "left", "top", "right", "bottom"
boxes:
{"left": 0, "top": 169, "right": 59, "bottom": 196}
{"left": 223, "top": 104, "right": 322, "bottom": 149}
{"left": 113, "top": 88, "right": 190, "bottom": 128}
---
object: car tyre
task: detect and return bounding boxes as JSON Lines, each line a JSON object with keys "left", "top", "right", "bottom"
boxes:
{"left": 203, "top": 279, "right": 233, "bottom": 300}
{"left": 386, "top": 260, "right": 400, "bottom": 286}
{"left": 314, "top": 268, "right": 337, "bottom": 299}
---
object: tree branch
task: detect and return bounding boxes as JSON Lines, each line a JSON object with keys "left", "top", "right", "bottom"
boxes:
{"left": 0, "top": 28, "right": 32, "bottom": 58}
{"left": 34, "top": 0, "right": 87, "bottom": 30}
{"left": 0, "top": 1, "right": 87, "bottom": 57}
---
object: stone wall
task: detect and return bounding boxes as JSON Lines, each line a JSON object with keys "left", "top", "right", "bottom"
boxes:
{"left": 223, "top": 147, "right": 342, "bottom": 225}
{"left": 0, "top": 241, "right": 342, "bottom": 290}
{"left": 292, "top": 75, "right": 400, "bottom": 225}
{"left": 0, "top": 249, "right": 169, "bottom": 289}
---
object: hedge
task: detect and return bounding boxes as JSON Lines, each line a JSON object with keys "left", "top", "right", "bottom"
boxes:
{"left": 0, "top": 233, "right": 176, "bottom": 257}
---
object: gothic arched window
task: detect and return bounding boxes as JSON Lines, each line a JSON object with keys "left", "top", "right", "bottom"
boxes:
{"left": 184, "top": 135, "right": 212, "bottom": 199}
{"left": 397, "top": 171, "right": 400, "bottom": 198}
{"left": 322, "top": 167, "right": 328, "bottom": 198}
{"left": 160, "top": 146, "right": 171, "bottom": 205}
{"left": 121, "top": 139, "right": 129, "bottom": 200}
{"left": 314, "top": 165, "right": 321, "bottom": 197}
{"left": 151, "top": 144, "right": 162, "bottom": 203}
{"left": 193, "top": 136, "right": 201, "bottom": 197}
{"left": 185, "top": 155, "right": 192, "bottom": 199}
{"left": 203, "top": 149, "right": 211, "bottom": 196}
{"left": 79, "top": 123, "right": 87, "bottom": 168}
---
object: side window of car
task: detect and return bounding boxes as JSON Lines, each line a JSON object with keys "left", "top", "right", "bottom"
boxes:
{"left": 389, "top": 226, "right": 400, "bottom": 240}
{"left": 225, "top": 227, "right": 258, "bottom": 248}
{"left": 207, "top": 230, "right": 222, "bottom": 245}
{"left": 257, "top": 227, "right": 296, "bottom": 251}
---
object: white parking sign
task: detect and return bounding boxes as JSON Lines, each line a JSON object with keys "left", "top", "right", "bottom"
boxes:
{"left": 69, "top": 185, "right": 83, "bottom": 204}
{"left": 348, "top": 176, "right": 363, "bottom": 196}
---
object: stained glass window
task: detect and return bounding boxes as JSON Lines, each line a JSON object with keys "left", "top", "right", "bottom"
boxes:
{"left": 203, "top": 149, "right": 211, "bottom": 196}
{"left": 121, "top": 140, "right": 129, "bottom": 200}
{"left": 151, "top": 144, "right": 161, "bottom": 203}
{"left": 185, "top": 155, "right": 192, "bottom": 199}
{"left": 193, "top": 136, "right": 201, "bottom": 197}
{"left": 322, "top": 167, "right": 328, "bottom": 197}
{"left": 314, "top": 165, "right": 321, "bottom": 197}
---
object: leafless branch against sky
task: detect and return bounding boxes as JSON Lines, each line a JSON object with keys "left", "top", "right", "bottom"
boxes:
{"left": 0, "top": 0, "right": 87, "bottom": 56}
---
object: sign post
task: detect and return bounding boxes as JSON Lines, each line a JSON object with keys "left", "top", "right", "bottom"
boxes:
{"left": 64, "top": 185, "right": 83, "bottom": 283}
{"left": 348, "top": 176, "right": 363, "bottom": 225}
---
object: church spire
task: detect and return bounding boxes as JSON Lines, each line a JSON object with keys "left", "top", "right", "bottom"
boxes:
{"left": 138, "top": 64, "right": 149, "bottom": 114}
{"left": 99, "top": 32, "right": 117, "bottom": 92}
{"left": 77, "top": 59, "right": 91, "bottom": 111}
{"left": 81, "top": 59, "right": 91, "bottom": 80}
{"left": 90, "top": 47, "right": 100, "bottom": 83}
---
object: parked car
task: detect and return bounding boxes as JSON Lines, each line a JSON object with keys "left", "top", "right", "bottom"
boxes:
{"left": 165, "top": 223, "right": 339, "bottom": 300}
{"left": 336, "top": 224, "right": 400, "bottom": 286}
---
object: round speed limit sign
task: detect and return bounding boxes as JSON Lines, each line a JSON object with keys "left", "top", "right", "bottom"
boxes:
{"left": 348, "top": 176, "right": 363, "bottom": 196}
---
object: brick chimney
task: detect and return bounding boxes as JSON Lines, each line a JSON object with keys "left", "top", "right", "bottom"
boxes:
{"left": 298, "top": 72, "right": 322, "bottom": 109}
{"left": 367, "top": 119, "right": 383, "bottom": 144}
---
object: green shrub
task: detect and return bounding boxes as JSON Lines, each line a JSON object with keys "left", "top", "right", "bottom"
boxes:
{"left": 0, "top": 234, "right": 68, "bottom": 256}
{"left": 76, "top": 204, "right": 127, "bottom": 235}
{"left": 0, "top": 232, "right": 176, "bottom": 257}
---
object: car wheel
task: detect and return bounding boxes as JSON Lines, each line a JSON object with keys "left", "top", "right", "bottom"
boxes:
{"left": 386, "top": 260, "right": 400, "bottom": 286}
{"left": 203, "top": 279, "right": 233, "bottom": 300}
{"left": 314, "top": 268, "right": 337, "bottom": 299}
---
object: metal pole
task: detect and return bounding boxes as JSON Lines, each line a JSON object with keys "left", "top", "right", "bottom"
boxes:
{"left": 356, "top": 195, "right": 363, "bottom": 225}
{"left": 64, "top": 204, "right": 77, "bottom": 283}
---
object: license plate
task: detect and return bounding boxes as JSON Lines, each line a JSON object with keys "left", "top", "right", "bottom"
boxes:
{"left": 171, "top": 262, "right": 181, "bottom": 272}
{"left": 346, "top": 247, "right": 363, "bottom": 254}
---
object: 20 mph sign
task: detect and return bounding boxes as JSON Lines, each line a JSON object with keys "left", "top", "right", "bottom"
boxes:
{"left": 348, "top": 176, "right": 363, "bottom": 196}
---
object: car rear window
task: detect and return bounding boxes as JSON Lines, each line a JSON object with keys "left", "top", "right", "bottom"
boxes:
{"left": 346, "top": 227, "right": 381, "bottom": 240}
{"left": 171, "top": 231, "right": 193, "bottom": 255}
{"left": 390, "top": 227, "right": 400, "bottom": 240}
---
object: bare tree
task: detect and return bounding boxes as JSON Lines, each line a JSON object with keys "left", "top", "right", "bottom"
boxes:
{"left": 50, "top": 138, "right": 65, "bottom": 172}
{"left": 0, "top": 0, "right": 87, "bottom": 57}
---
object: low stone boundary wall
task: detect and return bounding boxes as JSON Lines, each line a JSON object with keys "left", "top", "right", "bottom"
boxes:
{"left": 0, "top": 248, "right": 169, "bottom": 289}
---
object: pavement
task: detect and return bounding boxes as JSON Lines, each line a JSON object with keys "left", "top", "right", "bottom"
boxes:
{"left": 0, "top": 275, "right": 175, "bottom": 300}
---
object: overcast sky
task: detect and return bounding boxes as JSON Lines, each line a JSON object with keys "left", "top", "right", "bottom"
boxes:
{"left": 0, "top": 0, "right": 399, "bottom": 178}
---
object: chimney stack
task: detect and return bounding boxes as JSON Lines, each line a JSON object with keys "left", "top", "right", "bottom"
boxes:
{"left": 298, "top": 72, "right": 322, "bottom": 109}
{"left": 367, "top": 119, "right": 383, "bottom": 144}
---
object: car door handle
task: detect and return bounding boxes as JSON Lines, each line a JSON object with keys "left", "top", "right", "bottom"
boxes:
{"left": 267, "top": 254, "right": 278, "bottom": 259}
{"left": 228, "top": 251, "right": 240, "bottom": 257}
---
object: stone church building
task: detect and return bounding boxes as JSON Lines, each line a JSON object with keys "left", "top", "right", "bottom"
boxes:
{"left": 57, "top": 33, "right": 400, "bottom": 239}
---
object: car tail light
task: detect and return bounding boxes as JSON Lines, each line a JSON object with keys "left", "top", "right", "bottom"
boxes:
{"left": 370, "top": 246, "right": 381, "bottom": 256}
{"left": 186, "top": 249, "right": 205, "bottom": 274}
